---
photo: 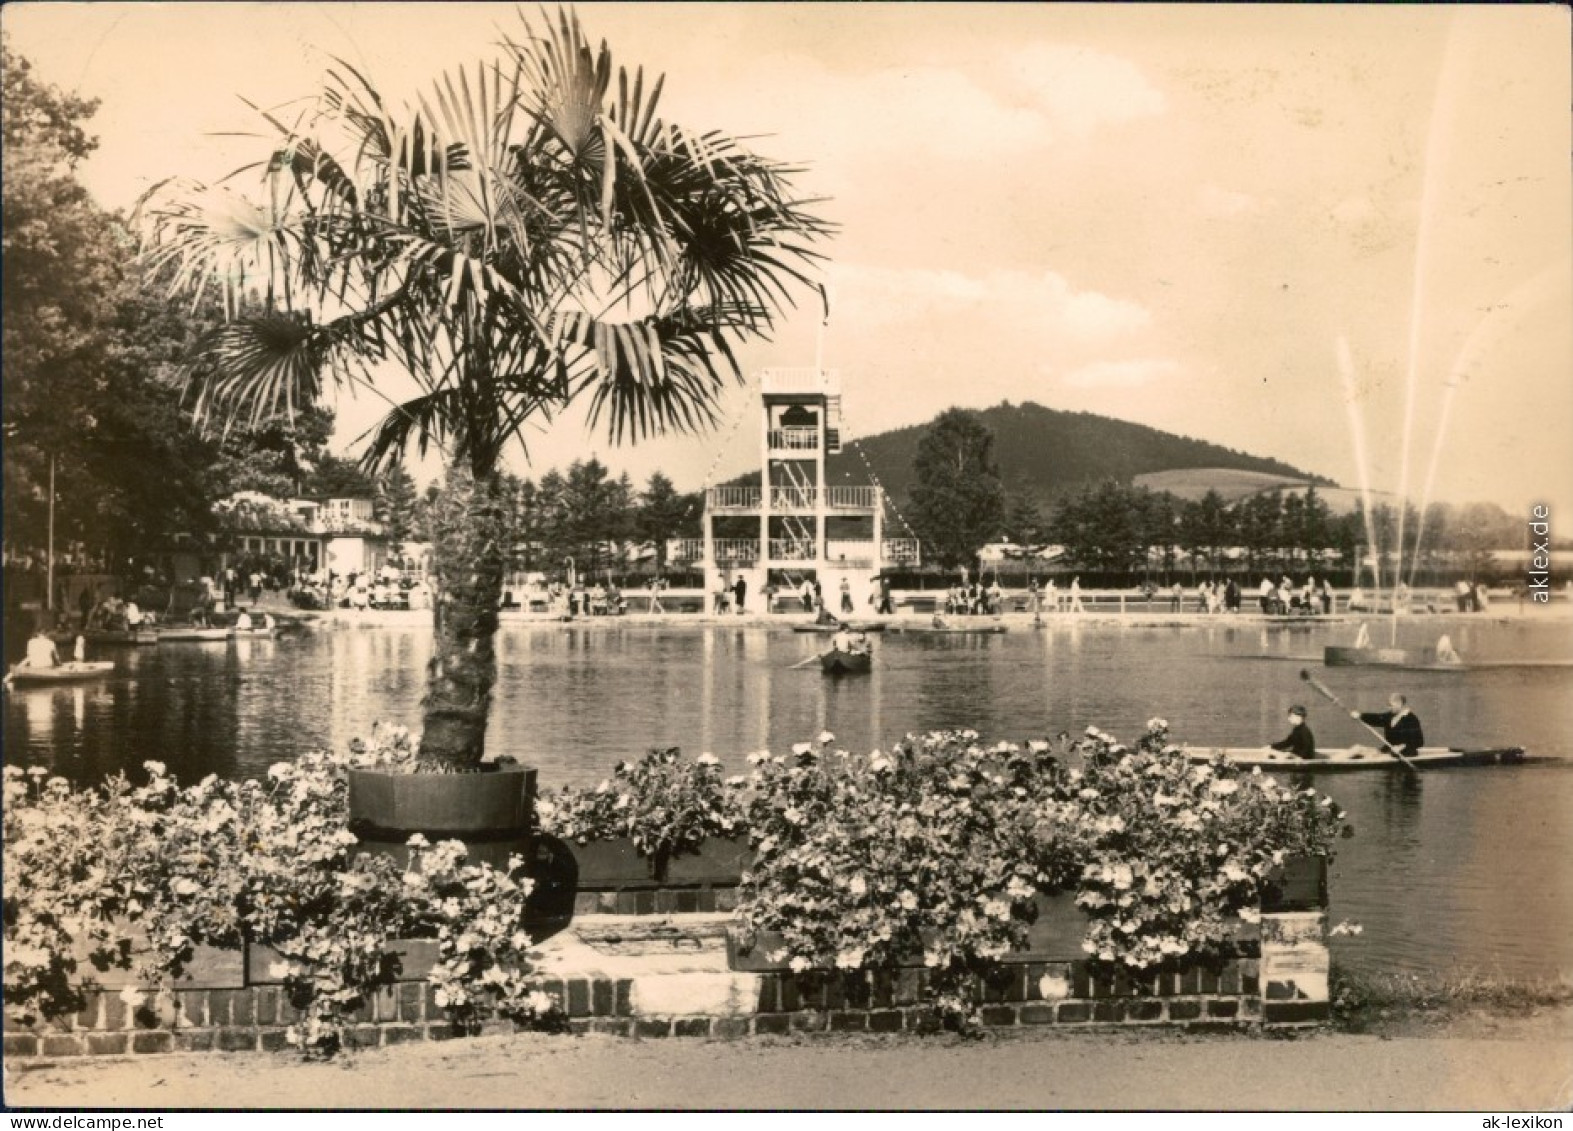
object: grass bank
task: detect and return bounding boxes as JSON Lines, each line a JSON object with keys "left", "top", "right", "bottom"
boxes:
{"left": 1331, "top": 963, "right": 1573, "bottom": 1032}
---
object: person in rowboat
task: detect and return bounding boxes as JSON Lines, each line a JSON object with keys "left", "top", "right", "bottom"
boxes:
{"left": 1352, "top": 694, "right": 1425, "bottom": 756}
{"left": 830, "top": 627, "right": 869, "bottom": 656}
{"left": 25, "top": 628, "right": 61, "bottom": 670}
{"left": 1269, "top": 705, "right": 1318, "bottom": 760}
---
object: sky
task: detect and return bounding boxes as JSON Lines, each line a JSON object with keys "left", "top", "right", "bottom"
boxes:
{"left": 5, "top": 2, "right": 1570, "bottom": 520}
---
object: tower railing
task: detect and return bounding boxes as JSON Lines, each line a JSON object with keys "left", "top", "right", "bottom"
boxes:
{"left": 760, "top": 367, "right": 840, "bottom": 396}
{"left": 769, "top": 486, "right": 817, "bottom": 511}
{"left": 707, "top": 486, "right": 762, "bottom": 510}
{"left": 767, "top": 427, "right": 819, "bottom": 452}
{"left": 827, "top": 486, "right": 878, "bottom": 510}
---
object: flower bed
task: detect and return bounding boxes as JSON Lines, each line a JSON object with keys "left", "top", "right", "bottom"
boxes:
{"left": 732, "top": 723, "right": 1346, "bottom": 1025}
{"left": 539, "top": 747, "right": 750, "bottom": 913}
{"left": 2, "top": 727, "right": 560, "bottom": 1055}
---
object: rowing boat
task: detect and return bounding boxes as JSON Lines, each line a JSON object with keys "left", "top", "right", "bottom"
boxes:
{"left": 792, "top": 622, "right": 888, "bottom": 634}
{"left": 5, "top": 660, "right": 116, "bottom": 686}
{"left": 895, "top": 624, "right": 1008, "bottom": 636}
{"left": 1325, "top": 645, "right": 1438, "bottom": 667}
{"left": 1184, "top": 745, "right": 1527, "bottom": 771}
{"left": 820, "top": 649, "right": 872, "bottom": 675}
{"left": 158, "top": 627, "right": 232, "bottom": 642}
{"left": 55, "top": 628, "right": 159, "bottom": 647}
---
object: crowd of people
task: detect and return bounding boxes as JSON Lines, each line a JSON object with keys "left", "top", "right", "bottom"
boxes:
{"left": 289, "top": 567, "right": 432, "bottom": 612}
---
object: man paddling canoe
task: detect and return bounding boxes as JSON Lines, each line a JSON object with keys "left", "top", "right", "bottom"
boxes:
{"left": 1350, "top": 693, "right": 1426, "bottom": 756}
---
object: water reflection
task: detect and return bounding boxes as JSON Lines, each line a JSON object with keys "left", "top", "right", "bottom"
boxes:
{"left": 4, "top": 618, "right": 1571, "bottom": 977}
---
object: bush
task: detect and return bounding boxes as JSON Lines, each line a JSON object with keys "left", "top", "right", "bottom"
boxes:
{"left": 537, "top": 746, "right": 746, "bottom": 871}
{"left": 735, "top": 723, "right": 1349, "bottom": 1025}
{"left": 2, "top": 726, "right": 559, "bottom": 1055}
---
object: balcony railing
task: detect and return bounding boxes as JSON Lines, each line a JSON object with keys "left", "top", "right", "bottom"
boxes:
{"left": 668, "top": 538, "right": 704, "bottom": 563}
{"left": 770, "top": 486, "right": 817, "bottom": 511}
{"left": 707, "top": 486, "right": 762, "bottom": 510}
{"left": 711, "top": 538, "right": 759, "bottom": 565}
{"left": 768, "top": 538, "right": 817, "bottom": 561}
{"left": 760, "top": 367, "right": 840, "bottom": 396}
{"left": 827, "top": 486, "right": 878, "bottom": 510}
{"left": 883, "top": 538, "right": 922, "bottom": 565}
{"left": 767, "top": 427, "right": 819, "bottom": 452}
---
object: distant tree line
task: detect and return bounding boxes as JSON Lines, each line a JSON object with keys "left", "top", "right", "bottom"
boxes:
{"left": 901, "top": 409, "right": 1539, "bottom": 585}
{"left": 411, "top": 461, "right": 702, "bottom": 582}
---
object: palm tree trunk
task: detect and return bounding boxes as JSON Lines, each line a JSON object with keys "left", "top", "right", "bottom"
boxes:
{"left": 419, "top": 469, "right": 508, "bottom": 768}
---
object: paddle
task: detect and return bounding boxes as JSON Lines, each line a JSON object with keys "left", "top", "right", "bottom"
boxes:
{"left": 1299, "top": 669, "right": 1420, "bottom": 774}
{"left": 790, "top": 652, "right": 827, "bottom": 670}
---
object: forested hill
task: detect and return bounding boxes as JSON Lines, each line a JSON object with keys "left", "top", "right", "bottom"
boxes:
{"left": 819, "top": 402, "right": 1330, "bottom": 508}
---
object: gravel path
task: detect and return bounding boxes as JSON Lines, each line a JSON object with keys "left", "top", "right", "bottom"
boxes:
{"left": 7, "top": 1008, "right": 1570, "bottom": 1111}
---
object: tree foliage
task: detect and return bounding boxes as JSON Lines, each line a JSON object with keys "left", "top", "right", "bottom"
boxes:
{"left": 908, "top": 409, "right": 1007, "bottom": 569}
{"left": 138, "top": 9, "right": 830, "bottom": 765}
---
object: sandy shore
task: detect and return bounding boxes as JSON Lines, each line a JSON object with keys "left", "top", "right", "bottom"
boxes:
{"left": 7, "top": 1006, "right": 1569, "bottom": 1111}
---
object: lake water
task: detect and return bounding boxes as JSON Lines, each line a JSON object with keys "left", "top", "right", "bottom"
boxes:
{"left": 6, "top": 614, "right": 1571, "bottom": 980}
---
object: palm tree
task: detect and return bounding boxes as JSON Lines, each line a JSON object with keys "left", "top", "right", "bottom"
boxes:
{"left": 139, "top": 9, "right": 830, "bottom": 767}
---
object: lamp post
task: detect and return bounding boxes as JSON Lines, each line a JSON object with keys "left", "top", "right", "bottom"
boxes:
{"left": 46, "top": 454, "right": 56, "bottom": 614}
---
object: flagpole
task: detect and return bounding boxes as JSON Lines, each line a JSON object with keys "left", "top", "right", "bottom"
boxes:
{"left": 46, "top": 453, "right": 56, "bottom": 613}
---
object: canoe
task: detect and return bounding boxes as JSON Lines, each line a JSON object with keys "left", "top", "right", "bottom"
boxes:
{"left": 6, "top": 660, "right": 116, "bottom": 686}
{"left": 231, "top": 626, "right": 277, "bottom": 638}
{"left": 820, "top": 649, "right": 873, "bottom": 675}
{"left": 55, "top": 629, "right": 159, "bottom": 647}
{"left": 1185, "top": 745, "right": 1527, "bottom": 771}
{"left": 158, "top": 627, "right": 232, "bottom": 642}
{"left": 895, "top": 624, "right": 1008, "bottom": 636}
{"left": 1325, "top": 645, "right": 1436, "bottom": 667}
{"left": 792, "top": 622, "right": 888, "bottom": 634}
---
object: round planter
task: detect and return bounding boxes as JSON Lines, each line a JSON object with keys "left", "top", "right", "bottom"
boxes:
{"left": 347, "top": 764, "right": 537, "bottom": 872}
{"left": 347, "top": 764, "right": 574, "bottom": 942}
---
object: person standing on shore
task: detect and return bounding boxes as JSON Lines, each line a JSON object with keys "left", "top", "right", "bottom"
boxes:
{"left": 1068, "top": 576, "right": 1085, "bottom": 614}
{"left": 1351, "top": 694, "right": 1426, "bottom": 755}
{"left": 839, "top": 576, "right": 853, "bottom": 615}
{"left": 732, "top": 574, "right": 748, "bottom": 615}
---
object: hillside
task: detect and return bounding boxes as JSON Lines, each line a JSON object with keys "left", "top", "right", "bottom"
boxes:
{"left": 1134, "top": 469, "right": 1391, "bottom": 516}
{"left": 808, "top": 402, "right": 1330, "bottom": 510}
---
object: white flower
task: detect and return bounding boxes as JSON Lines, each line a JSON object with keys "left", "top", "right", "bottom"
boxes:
{"left": 143, "top": 761, "right": 167, "bottom": 777}
{"left": 1146, "top": 718, "right": 1169, "bottom": 733}
{"left": 816, "top": 730, "right": 836, "bottom": 746}
{"left": 835, "top": 946, "right": 866, "bottom": 970}
{"left": 898, "top": 890, "right": 918, "bottom": 910}
{"left": 1209, "top": 778, "right": 1239, "bottom": 796}
{"left": 118, "top": 985, "right": 146, "bottom": 1009}
{"left": 696, "top": 752, "right": 719, "bottom": 766}
{"left": 1238, "top": 907, "right": 1261, "bottom": 924}
{"left": 405, "top": 833, "right": 430, "bottom": 849}
{"left": 849, "top": 874, "right": 867, "bottom": 896}
{"left": 792, "top": 742, "right": 812, "bottom": 756}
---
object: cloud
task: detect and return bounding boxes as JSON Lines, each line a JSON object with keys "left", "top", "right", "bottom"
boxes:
{"left": 711, "top": 44, "right": 1164, "bottom": 169}
{"left": 1005, "top": 44, "right": 1168, "bottom": 139}
{"left": 1062, "top": 358, "right": 1184, "bottom": 389}
{"left": 830, "top": 263, "right": 1151, "bottom": 342}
